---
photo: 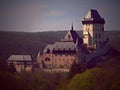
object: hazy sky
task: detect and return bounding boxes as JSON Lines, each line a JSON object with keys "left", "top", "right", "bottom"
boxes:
{"left": 0, "top": 0, "right": 120, "bottom": 32}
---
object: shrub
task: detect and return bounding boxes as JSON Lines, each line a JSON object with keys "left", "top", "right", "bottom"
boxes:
{"left": 68, "top": 68, "right": 100, "bottom": 90}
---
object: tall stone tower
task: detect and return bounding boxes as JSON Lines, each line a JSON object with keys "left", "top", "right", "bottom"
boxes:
{"left": 82, "top": 9, "right": 105, "bottom": 48}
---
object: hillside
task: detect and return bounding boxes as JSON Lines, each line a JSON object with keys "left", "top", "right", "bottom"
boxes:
{"left": 0, "top": 30, "right": 120, "bottom": 90}
{"left": 0, "top": 31, "right": 67, "bottom": 60}
{"left": 0, "top": 30, "right": 120, "bottom": 60}
{"left": 68, "top": 56, "right": 120, "bottom": 90}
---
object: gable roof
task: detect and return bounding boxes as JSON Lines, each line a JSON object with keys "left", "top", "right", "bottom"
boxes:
{"left": 61, "top": 29, "right": 83, "bottom": 46}
{"left": 8, "top": 55, "right": 32, "bottom": 61}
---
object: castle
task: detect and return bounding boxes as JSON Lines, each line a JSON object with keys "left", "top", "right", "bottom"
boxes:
{"left": 37, "top": 9, "right": 105, "bottom": 72}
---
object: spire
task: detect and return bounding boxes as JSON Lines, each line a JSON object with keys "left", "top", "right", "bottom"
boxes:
{"left": 71, "top": 22, "right": 74, "bottom": 31}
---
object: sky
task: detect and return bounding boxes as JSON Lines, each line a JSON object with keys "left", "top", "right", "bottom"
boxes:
{"left": 0, "top": 0, "right": 120, "bottom": 32}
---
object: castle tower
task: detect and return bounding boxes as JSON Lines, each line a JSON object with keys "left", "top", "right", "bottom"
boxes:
{"left": 82, "top": 9, "right": 105, "bottom": 48}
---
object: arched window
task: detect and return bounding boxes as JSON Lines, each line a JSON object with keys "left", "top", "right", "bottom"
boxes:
{"left": 68, "top": 34, "right": 71, "bottom": 38}
{"left": 45, "top": 57, "right": 50, "bottom": 61}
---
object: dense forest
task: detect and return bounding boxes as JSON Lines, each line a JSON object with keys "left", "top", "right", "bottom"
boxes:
{"left": 0, "top": 31, "right": 67, "bottom": 60}
{"left": 0, "top": 30, "right": 120, "bottom": 61}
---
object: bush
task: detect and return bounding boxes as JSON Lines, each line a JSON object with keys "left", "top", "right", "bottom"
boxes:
{"left": 0, "top": 72, "right": 23, "bottom": 90}
{"left": 68, "top": 61, "right": 86, "bottom": 79}
{"left": 68, "top": 66, "right": 120, "bottom": 90}
{"left": 68, "top": 68, "right": 100, "bottom": 90}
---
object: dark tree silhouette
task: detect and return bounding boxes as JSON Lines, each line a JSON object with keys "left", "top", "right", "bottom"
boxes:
{"left": 8, "top": 62, "right": 16, "bottom": 74}
{"left": 68, "top": 60, "right": 86, "bottom": 79}
{"left": 0, "top": 58, "right": 8, "bottom": 72}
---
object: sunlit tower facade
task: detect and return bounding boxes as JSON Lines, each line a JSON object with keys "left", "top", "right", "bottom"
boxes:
{"left": 82, "top": 9, "right": 105, "bottom": 48}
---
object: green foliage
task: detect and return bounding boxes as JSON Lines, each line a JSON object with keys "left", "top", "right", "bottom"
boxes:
{"left": 0, "top": 57, "right": 8, "bottom": 71}
{"left": 68, "top": 68, "right": 100, "bottom": 90}
{"left": 0, "top": 72, "right": 23, "bottom": 90}
{"left": 18, "top": 71, "right": 67, "bottom": 90}
{"left": 8, "top": 62, "right": 16, "bottom": 74}
{"left": 69, "top": 61, "right": 86, "bottom": 79}
{"left": 56, "top": 79, "right": 69, "bottom": 90}
{"left": 68, "top": 64, "right": 120, "bottom": 90}
{"left": 0, "top": 57, "right": 120, "bottom": 90}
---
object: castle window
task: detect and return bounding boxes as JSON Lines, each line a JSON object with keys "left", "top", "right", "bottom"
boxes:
{"left": 99, "top": 41, "right": 101, "bottom": 45}
{"left": 95, "top": 33, "right": 97, "bottom": 38}
{"left": 17, "top": 64, "right": 19, "bottom": 67}
{"left": 65, "top": 54, "right": 68, "bottom": 56}
{"left": 68, "top": 34, "right": 71, "bottom": 38}
{"left": 95, "top": 41, "right": 97, "bottom": 44}
{"left": 47, "top": 48, "right": 50, "bottom": 53}
{"left": 99, "top": 33, "right": 101, "bottom": 38}
{"left": 102, "top": 27, "right": 104, "bottom": 31}
{"left": 28, "top": 65, "right": 30, "bottom": 67}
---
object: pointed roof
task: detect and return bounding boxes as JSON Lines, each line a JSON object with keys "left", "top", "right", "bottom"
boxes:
{"left": 82, "top": 9, "right": 105, "bottom": 24}
{"left": 71, "top": 22, "right": 74, "bottom": 31}
{"left": 70, "top": 30, "right": 83, "bottom": 44}
{"left": 85, "top": 9, "right": 101, "bottom": 19}
{"left": 61, "top": 23, "right": 83, "bottom": 46}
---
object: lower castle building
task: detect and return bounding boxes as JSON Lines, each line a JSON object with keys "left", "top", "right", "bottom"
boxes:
{"left": 8, "top": 55, "right": 32, "bottom": 72}
{"left": 37, "top": 24, "right": 84, "bottom": 70}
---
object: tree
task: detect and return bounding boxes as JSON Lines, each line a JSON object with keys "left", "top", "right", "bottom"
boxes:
{"left": 8, "top": 62, "right": 16, "bottom": 74}
{"left": 0, "top": 58, "right": 8, "bottom": 72}
{"left": 68, "top": 68, "right": 99, "bottom": 90}
{"left": 68, "top": 60, "right": 86, "bottom": 79}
